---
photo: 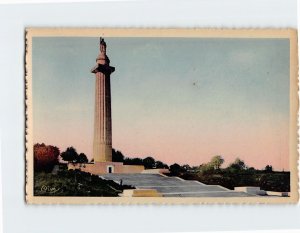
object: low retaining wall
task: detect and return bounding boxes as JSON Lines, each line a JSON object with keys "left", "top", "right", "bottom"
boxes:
{"left": 68, "top": 162, "right": 144, "bottom": 175}
{"left": 142, "top": 168, "right": 170, "bottom": 174}
{"left": 234, "top": 186, "right": 289, "bottom": 196}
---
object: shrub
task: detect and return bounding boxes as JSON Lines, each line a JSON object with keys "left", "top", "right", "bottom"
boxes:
{"left": 34, "top": 143, "right": 60, "bottom": 172}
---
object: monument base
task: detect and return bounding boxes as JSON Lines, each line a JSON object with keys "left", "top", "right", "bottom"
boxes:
{"left": 68, "top": 162, "right": 145, "bottom": 175}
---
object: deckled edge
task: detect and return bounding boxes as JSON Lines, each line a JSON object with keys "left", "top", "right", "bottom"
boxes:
{"left": 25, "top": 28, "right": 30, "bottom": 203}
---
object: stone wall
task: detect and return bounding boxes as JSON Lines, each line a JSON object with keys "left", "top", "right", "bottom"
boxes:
{"left": 68, "top": 162, "right": 144, "bottom": 175}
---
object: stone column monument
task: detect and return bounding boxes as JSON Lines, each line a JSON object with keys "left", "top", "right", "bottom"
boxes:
{"left": 68, "top": 38, "right": 144, "bottom": 174}
{"left": 91, "top": 38, "right": 115, "bottom": 162}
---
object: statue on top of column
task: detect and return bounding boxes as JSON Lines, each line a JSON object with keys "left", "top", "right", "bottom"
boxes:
{"left": 100, "top": 37, "right": 106, "bottom": 54}
{"left": 96, "top": 37, "right": 110, "bottom": 65}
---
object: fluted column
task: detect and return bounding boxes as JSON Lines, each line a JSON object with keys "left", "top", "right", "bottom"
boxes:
{"left": 91, "top": 38, "right": 115, "bottom": 162}
{"left": 93, "top": 72, "right": 112, "bottom": 162}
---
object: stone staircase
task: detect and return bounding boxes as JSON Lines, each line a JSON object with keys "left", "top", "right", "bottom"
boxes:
{"left": 101, "top": 173, "right": 255, "bottom": 197}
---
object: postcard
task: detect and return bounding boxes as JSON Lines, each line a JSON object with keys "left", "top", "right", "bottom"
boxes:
{"left": 25, "top": 28, "right": 298, "bottom": 204}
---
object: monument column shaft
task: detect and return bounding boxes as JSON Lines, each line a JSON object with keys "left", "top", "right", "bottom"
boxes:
{"left": 93, "top": 71, "right": 112, "bottom": 162}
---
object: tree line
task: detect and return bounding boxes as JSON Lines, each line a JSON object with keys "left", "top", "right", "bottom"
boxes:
{"left": 168, "top": 155, "right": 274, "bottom": 176}
{"left": 34, "top": 143, "right": 88, "bottom": 172}
{"left": 112, "top": 149, "right": 169, "bottom": 169}
{"left": 34, "top": 143, "right": 274, "bottom": 174}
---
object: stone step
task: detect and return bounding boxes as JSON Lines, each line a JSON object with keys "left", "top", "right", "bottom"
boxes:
{"left": 136, "top": 185, "right": 227, "bottom": 193}
{"left": 163, "top": 191, "right": 256, "bottom": 197}
{"left": 102, "top": 173, "right": 253, "bottom": 197}
{"left": 122, "top": 189, "right": 163, "bottom": 197}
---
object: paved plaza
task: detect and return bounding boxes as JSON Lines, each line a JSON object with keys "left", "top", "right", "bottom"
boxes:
{"left": 101, "top": 174, "right": 255, "bottom": 197}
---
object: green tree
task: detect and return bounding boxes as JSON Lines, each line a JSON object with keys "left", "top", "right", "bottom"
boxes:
{"left": 123, "top": 157, "right": 143, "bottom": 165}
{"left": 170, "top": 163, "right": 182, "bottom": 175}
{"left": 60, "top": 147, "right": 78, "bottom": 163}
{"left": 155, "top": 161, "right": 169, "bottom": 169}
{"left": 77, "top": 153, "right": 88, "bottom": 163}
{"left": 210, "top": 155, "right": 224, "bottom": 170}
{"left": 143, "top": 156, "right": 156, "bottom": 169}
{"left": 265, "top": 165, "right": 273, "bottom": 173}
{"left": 182, "top": 164, "right": 192, "bottom": 172}
{"left": 247, "top": 167, "right": 256, "bottom": 174}
{"left": 198, "top": 163, "right": 214, "bottom": 175}
{"left": 112, "top": 149, "right": 125, "bottom": 162}
{"left": 227, "top": 158, "right": 247, "bottom": 172}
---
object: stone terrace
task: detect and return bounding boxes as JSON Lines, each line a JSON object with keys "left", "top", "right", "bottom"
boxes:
{"left": 101, "top": 173, "right": 254, "bottom": 197}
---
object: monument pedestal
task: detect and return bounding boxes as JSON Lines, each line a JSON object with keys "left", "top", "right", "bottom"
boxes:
{"left": 68, "top": 162, "right": 144, "bottom": 175}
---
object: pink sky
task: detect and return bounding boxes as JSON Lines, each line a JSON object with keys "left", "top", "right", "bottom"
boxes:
{"left": 34, "top": 105, "right": 289, "bottom": 171}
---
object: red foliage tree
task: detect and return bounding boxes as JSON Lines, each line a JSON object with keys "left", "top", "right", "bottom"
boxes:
{"left": 34, "top": 143, "right": 60, "bottom": 172}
